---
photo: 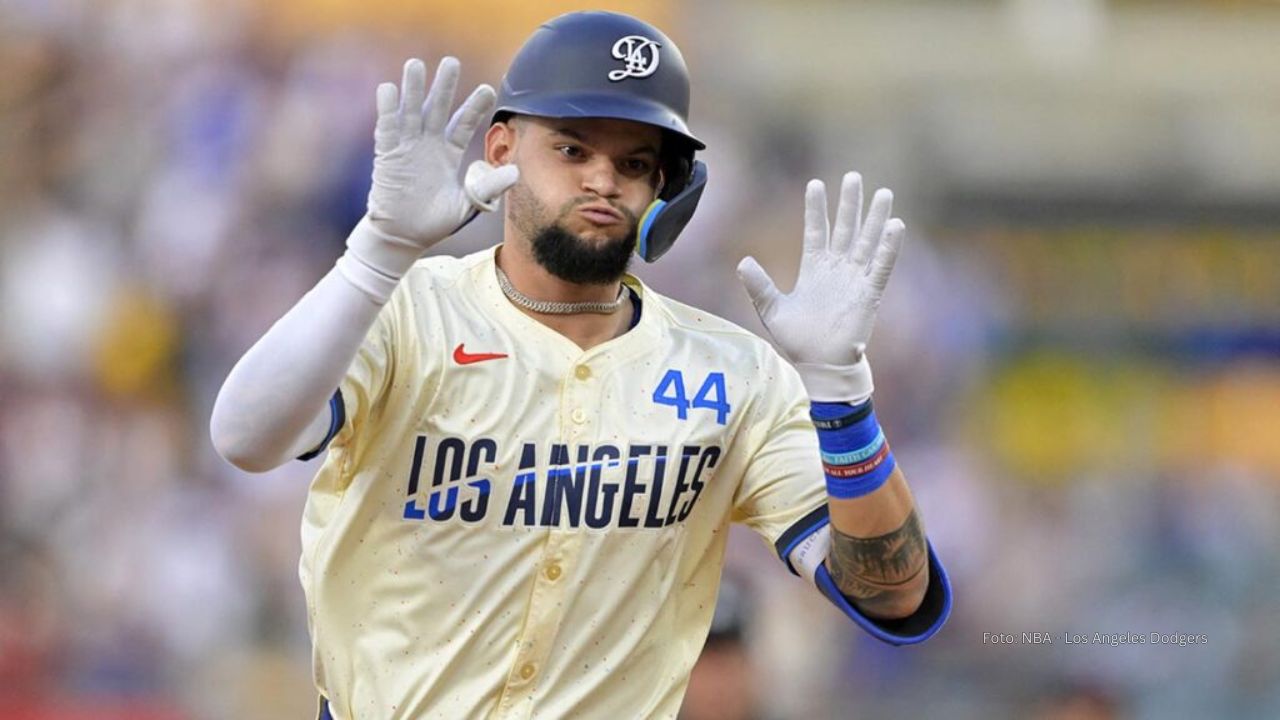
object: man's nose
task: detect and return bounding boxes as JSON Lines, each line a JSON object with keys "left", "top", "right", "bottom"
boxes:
{"left": 580, "top": 157, "right": 621, "bottom": 198}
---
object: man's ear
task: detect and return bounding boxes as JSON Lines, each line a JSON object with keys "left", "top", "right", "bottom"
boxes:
{"left": 485, "top": 121, "right": 516, "bottom": 166}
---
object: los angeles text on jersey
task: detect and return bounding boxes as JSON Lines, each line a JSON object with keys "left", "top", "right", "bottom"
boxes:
{"left": 400, "top": 436, "right": 721, "bottom": 529}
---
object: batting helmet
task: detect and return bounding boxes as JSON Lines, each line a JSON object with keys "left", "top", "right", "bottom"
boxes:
{"left": 494, "top": 11, "right": 708, "bottom": 263}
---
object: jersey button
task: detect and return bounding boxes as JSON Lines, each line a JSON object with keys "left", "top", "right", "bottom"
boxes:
{"left": 574, "top": 365, "right": 592, "bottom": 380}
{"left": 545, "top": 563, "right": 562, "bottom": 581}
{"left": 520, "top": 662, "right": 537, "bottom": 680}
{"left": 571, "top": 408, "right": 587, "bottom": 424}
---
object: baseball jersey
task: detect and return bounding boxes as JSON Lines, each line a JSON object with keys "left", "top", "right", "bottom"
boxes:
{"left": 297, "top": 246, "right": 943, "bottom": 720}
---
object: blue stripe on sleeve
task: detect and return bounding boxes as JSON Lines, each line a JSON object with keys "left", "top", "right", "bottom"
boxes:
{"left": 297, "top": 389, "right": 346, "bottom": 461}
{"left": 773, "top": 504, "right": 830, "bottom": 575}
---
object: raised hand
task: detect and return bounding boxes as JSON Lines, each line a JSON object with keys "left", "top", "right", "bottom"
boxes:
{"left": 366, "top": 57, "right": 519, "bottom": 247}
{"left": 737, "top": 172, "right": 905, "bottom": 402}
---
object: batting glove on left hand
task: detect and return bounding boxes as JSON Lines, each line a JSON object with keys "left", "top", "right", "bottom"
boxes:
{"left": 737, "top": 172, "right": 905, "bottom": 403}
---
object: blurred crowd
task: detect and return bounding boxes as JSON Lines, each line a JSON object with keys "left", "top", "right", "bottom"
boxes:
{"left": 2, "top": 1, "right": 1279, "bottom": 719}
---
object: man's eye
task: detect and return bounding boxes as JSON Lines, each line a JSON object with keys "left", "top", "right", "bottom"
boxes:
{"left": 623, "top": 159, "right": 652, "bottom": 173}
{"left": 558, "top": 145, "right": 584, "bottom": 159}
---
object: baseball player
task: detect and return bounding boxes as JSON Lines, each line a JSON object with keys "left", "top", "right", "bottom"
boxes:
{"left": 211, "top": 11, "right": 951, "bottom": 719}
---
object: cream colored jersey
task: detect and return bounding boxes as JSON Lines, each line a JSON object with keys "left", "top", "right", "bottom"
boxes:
{"left": 299, "top": 246, "right": 834, "bottom": 720}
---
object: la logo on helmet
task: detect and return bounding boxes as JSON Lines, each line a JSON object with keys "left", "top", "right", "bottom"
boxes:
{"left": 608, "top": 35, "right": 661, "bottom": 81}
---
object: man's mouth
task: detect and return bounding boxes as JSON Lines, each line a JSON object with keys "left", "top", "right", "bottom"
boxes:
{"left": 577, "top": 204, "right": 626, "bottom": 226}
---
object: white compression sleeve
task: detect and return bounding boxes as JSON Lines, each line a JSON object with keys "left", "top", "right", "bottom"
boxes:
{"left": 210, "top": 241, "right": 392, "bottom": 473}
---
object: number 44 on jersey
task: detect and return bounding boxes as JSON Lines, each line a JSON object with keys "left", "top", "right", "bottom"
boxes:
{"left": 652, "top": 370, "right": 731, "bottom": 426}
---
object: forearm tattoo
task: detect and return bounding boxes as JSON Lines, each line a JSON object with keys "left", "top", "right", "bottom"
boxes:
{"left": 827, "top": 509, "right": 927, "bottom": 607}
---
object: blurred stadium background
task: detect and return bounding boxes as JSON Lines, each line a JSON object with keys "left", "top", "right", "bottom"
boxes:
{"left": 2, "top": 0, "right": 1278, "bottom": 718}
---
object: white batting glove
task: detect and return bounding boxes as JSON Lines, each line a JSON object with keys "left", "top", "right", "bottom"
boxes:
{"left": 341, "top": 57, "right": 519, "bottom": 302}
{"left": 737, "top": 172, "right": 905, "bottom": 403}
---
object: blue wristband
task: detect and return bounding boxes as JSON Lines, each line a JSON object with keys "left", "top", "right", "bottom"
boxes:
{"left": 812, "top": 400, "right": 896, "bottom": 499}
{"left": 824, "top": 454, "right": 896, "bottom": 499}
{"left": 820, "top": 427, "right": 886, "bottom": 465}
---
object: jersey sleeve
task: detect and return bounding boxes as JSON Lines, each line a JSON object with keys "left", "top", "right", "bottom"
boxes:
{"left": 730, "top": 354, "right": 830, "bottom": 560}
{"left": 333, "top": 286, "right": 405, "bottom": 449}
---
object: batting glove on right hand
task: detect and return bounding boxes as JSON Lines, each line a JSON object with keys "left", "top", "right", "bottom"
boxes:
{"left": 346, "top": 57, "right": 518, "bottom": 293}
{"left": 737, "top": 172, "right": 905, "bottom": 403}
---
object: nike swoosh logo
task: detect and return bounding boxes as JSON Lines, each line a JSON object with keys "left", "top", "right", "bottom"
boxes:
{"left": 453, "top": 343, "right": 509, "bottom": 365}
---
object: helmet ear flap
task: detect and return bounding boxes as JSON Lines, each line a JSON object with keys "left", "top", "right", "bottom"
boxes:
{"left": 658, "top": 134, "right": 695, "bottom": 201}
{"left": 637, "top": 160, "right": 706, "bottom": 263}
{"left": 659, "top": 155, "right": 691, "bottom": 201}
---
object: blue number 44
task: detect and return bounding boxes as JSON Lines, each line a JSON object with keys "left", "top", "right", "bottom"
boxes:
{"left": 653, "top": 369, "right": 731, "bottom": 425}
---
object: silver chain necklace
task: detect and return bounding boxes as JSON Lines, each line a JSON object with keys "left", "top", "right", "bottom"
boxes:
{"left": 495, "top": 266, "right": 626, "bottom": 315}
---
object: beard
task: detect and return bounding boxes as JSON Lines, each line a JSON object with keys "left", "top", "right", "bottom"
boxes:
{"left": 531, "top": 223, "right": 637, "bottom": 285}
{"left": 509, "top": 183, "right": 639, "bottom": 285}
